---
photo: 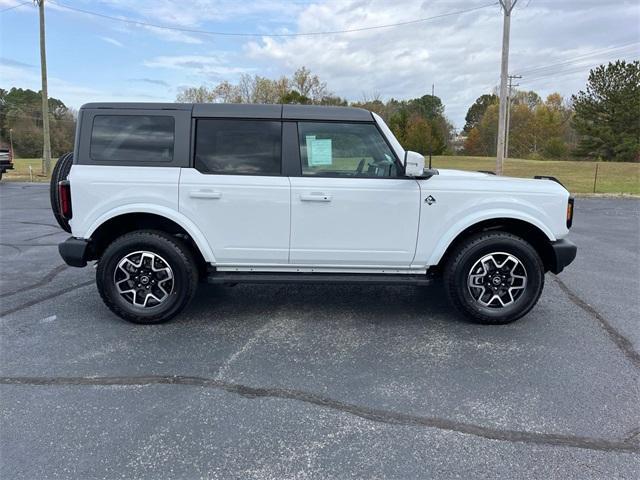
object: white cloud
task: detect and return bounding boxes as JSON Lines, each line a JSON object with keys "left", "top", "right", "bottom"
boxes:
{"left": 144, "top": 55, "right": 252, "bottom": 80}
{"left": 140, "top": 25, "right": 203, "bottom": 45}
{"left": 0, "top": 0, "right": 30, "bottom": 9}
{"left": 99, "top": 36, "right": 124, "bottom": 48}
{"left": 129, "top": 77, "right": 171, "bottom": 87}
{"left": 5, "top": 0, "right": 638, "bottom": 123}
{"left": 0, "top": 63, "right": 167, "bottom": 108}
{"left": 244, "top": 0, "right": 640, "bottom": 127}
{"left": 95, "top": 0, "right": 304, "bottom": 26}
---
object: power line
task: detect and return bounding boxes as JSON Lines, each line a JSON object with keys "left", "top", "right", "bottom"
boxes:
{"left": 514, "top": 41, "right": 639, "bottom": 76}
{"left": 46, "top": 0, "right": 499, "bottom": 38}
{"left": 520, "top": 59, "right": 633, "bottom": 84}
{"left": 477, "top": 41, "right": 639, "bottom": 93}
{"left": 520, "top": 52, "right": 639, "bottom": 83}
{"left": 0, "top": 1, "right": 31, "bottom": 13}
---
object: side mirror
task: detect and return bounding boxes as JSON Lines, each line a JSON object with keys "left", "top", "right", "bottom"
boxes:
{"left": 404, "top": 151, "right": 425, "bottom": 177}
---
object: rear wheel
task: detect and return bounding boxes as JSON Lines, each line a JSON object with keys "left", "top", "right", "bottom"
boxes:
{"left": 96, "top": 230, "right": 198, "bottom": 324}
{"left": 49, "top": 152, "right": 73, "bottom": 232}
{"left": 443, "top": 232, "right": 545, "bottom": 324}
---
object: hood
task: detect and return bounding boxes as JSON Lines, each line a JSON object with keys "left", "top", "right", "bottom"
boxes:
{"left": 436, "top": 169, "right": 493, "bottom": 178}
{"left": 427, "top": 169, "right": 570, "bottom": 195}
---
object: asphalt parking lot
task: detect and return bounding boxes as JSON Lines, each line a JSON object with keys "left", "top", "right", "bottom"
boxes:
{"left": 1, "top": 182, "right": 639, "bottom": 479}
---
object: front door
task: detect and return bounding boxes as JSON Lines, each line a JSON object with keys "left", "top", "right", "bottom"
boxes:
{"left": 180, "top": 118, "right": 290, "bottom": 265}
{"left": 289, "top": 121, "right": 421, "bottom": 267}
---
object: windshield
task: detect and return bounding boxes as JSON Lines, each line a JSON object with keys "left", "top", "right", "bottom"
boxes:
{"left": 372, "top": 112, "right": 404, "bottom": 161}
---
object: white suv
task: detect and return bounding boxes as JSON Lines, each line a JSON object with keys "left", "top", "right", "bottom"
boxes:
{"left": 51, "top": 103, "right": 576, "bottom": 325}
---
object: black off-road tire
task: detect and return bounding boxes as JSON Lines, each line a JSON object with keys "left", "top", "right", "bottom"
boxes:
{"left": 443, "top": 231, "right": 545, "bottom": 325}
{"left": 96, "top": 230, "right": 199, "bottom": 324}
{"left": 49, "top": 152, "right": 74, "bottom": 232}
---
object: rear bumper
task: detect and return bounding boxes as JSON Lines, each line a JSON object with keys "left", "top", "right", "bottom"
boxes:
{"left": 549, "top": 239, "right": 577, "bottom": 274}
{"left": 59, "top": 237, "right": 91, "bottom": 267}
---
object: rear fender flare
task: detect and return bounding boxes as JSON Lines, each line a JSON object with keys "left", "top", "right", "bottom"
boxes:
{"left": 85, "top": 204, "right": 216, "bottom": 263}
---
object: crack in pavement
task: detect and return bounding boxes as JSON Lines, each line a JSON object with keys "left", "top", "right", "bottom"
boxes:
{"left": 0, "top": 243, "right": 22, "bottom": 253}
{"left": 551, "top": 275, "right": 640, "bottom": 369}
{"left": 23, "top": 230, "right": 67, "bottom": 242}
{"left": 0, "top": 242, "right": 60, "bottom": 247}
{"left": 0, "top": 264, "right": 69, "bottom": 299}
{"left": 0, "top": 280, "right": 94, "bottom": 317}
{"left": 15, "top": 220, "right": 60, "bottom": 229}
{"left": 1, "top": 374, "right": 638, "bottom": 454}
{"left": 624, "top": 427, "right": 640, "bottom": 443}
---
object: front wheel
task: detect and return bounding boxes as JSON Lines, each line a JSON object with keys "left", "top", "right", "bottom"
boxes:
{"left": 443, "top": 232, "right": 545, "bottom": 324}
{"left": 96, "top": 230, "right": 198, "bottom": 324}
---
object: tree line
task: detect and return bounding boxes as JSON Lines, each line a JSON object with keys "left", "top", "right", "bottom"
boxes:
{"left": 0, "top": 87, "right": 75, "bottom": 158}
{"left": 463, "top": 60, "right": 639, "bottom": 162}
{"left": 177, "top": 67, "right": 454, "bottom": 156}
{"left": 1, "top": 61, "right": 637, "bottom": 162}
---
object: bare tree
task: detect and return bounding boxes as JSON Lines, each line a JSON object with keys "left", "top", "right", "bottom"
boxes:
{"left": 176, "top": 86, "right": 216, "bottom": 103}
{"left": 213, "top": 81, "right": 242, "bottom": 103}
{"left": 237, "top": 74, "right": 254, "bottom": 103}
{"left": 292, "top": 66, "right": 328, "bottom": 103}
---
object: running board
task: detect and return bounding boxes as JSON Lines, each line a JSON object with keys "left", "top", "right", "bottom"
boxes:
{"left": 206, "top": 271, "right": 434, "bottom": 286}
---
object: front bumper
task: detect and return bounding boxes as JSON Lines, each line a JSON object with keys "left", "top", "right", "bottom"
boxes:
{"left": 549, "top": 239, "right": 577, "bottom": 274}
{"left": 59, "top": 237, "right": 92, "bottom": 267}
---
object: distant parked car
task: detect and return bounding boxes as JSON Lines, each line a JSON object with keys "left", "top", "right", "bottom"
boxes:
{"left": 0, "top": 145, "right": 13, "bottom": 181}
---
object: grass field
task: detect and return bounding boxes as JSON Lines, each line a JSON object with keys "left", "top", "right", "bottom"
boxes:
{"left": 432, "top": 156, "right": 639, "bottom": 194}
{"left": 3, "top": 156, "right": 639, "bottom": 194}
{"left": 1, "top": 158, "right": 51, "bottom": 183}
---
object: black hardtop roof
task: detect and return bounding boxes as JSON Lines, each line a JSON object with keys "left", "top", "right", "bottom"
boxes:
{"left": 80, "top": 102, "right": 373, "bottom": 122}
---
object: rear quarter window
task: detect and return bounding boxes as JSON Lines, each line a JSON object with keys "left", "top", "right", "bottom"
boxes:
{"left": 90, "top": 115, "right": 175, "bottom": 162}
{"left": 194, "top": 119, "right": 282, "bottom": 176}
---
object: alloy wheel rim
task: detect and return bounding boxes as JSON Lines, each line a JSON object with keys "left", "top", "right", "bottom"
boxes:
{"left": 467, "top": 252, "right": 527, "bottom": 308}
{"left": 114, "top": 251, "right": 174, "bottom": 308}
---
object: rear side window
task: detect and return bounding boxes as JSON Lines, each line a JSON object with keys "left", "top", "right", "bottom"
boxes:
{"left": 194, "top": 119, "right": 281, "bottom": 175}
{"left": 90, "top": 115, "right": 175, "bottom": 162}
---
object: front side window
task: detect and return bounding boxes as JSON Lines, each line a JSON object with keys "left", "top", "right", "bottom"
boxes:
{"left": 195, "top": 119, "right": 281, "bottom": 175}
{"left": 298, "top": 122, "right": 399, "bottom": 177}
{"left": 90, "top": 115, "right": 174, "bottom": 162}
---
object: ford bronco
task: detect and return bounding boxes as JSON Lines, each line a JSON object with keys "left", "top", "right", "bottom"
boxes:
{"left": 51, "top": 103, "right": 576, "bottom": 325}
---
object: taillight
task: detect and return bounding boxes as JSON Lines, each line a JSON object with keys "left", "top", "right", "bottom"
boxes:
{"left": 566, "top": 197, "right": 574, "bottom": 229}
{"left": 58, "top": 180, "right": 72, "bottom": 220}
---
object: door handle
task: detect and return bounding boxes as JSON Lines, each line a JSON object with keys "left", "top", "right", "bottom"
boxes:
{"left": 300, "top": 193, "right": 332, "bottom": 202}
{"left": 189, "top": 190, "right": 222, "bottom": 199}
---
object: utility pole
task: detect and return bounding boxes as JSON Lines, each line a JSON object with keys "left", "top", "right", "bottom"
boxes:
{"left": 36, "top": 0, "right": 52, "bottom": 176}
{"left": 504, "top": 74, "right": 521, "bottom": 160}
{"left": 495, "top": 0, "right": 519, "bottom": 175}
{"left": 428, "top": 83, "right": 434, "bottom": 169}
{"left": 9, "top": 129, "right": 14, "bottom": 157}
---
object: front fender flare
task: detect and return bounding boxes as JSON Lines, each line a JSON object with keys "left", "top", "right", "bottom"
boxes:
{"left": 426, "top": 209, "right": 556, "bottom": 267}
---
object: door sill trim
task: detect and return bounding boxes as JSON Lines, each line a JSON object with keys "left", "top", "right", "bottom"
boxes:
{"left": 214, "top": 265, "right": 427, "bottom": 274}
{"left": 207, "top": 271, "right": 434, "bottom": 286}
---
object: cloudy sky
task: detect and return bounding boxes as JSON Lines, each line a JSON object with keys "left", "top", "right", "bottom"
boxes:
{"left": 1, "top": 0, "right": 638, "bottom": 128}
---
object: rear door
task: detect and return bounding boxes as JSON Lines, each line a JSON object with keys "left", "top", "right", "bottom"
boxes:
{"left": 289, "top": 121, "right": 421, "bottom": 267}
{"left": 179, "top": 118, "right": 290, "bottom": 265}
